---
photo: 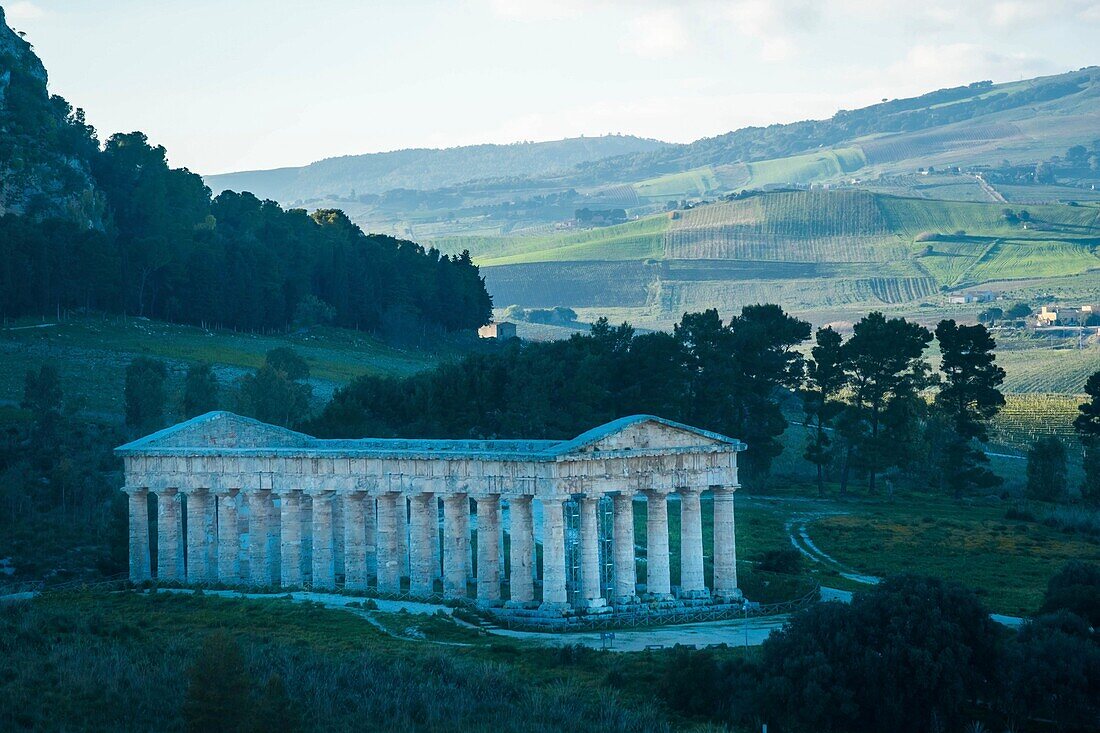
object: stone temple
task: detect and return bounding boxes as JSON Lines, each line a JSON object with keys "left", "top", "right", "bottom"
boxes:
{"left": 117, "top": 412, "right": 745, "bottom": 612}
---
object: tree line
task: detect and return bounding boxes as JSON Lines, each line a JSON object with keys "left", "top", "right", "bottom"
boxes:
{"left": 309, "top": 306, "right": 1100, "bottom": 503}
{"left": 0, "top": 132, "right": 492, "bottom": 341}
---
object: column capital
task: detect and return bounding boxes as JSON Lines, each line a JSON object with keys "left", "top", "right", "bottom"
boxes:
{"left": 677, "top": 485, "right": 705, "bottom": 496}
{"left": 641, "top": 487, "right": 674, "bottom": 497}
{"left": 121, "top": 485, "right": 148, "bottom": 496}
{"left": 214, "top": 487, "right": 240, "bottom": 498}
{"left": 178, "top": 485, "right": 211, "bottom": 496}
{"left": 711, "top": 485, "right": 738, "bottom": 496}
{"left": 155, "top": 486, "right": 180, "bottom": 497}
{"left": 271, "top": 487, "right": 303, "bottom": 498}
{"left": 304, "top": 488, "right": 335, "bottom": 498}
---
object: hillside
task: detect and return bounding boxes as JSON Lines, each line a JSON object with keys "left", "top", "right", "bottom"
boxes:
{"left": 459, "top": 189, "right": 1100, "bottom": 330}
{"left": 0, "top": 6, "right": 104, "bottom": 227}
{"left": 575, "top": 68, "right": 1100, "bottom": 185}
{"left": 0, "top": 316, "right": 442, "bottom": 421}
{"left": 0, "top": 10, "right": 492, "bottom": 343}
{"left": 209, "top": 67, "right": 1100, "bottom": 241}
{"left": 203, "top": 135, "right": 670, "bottom": 203}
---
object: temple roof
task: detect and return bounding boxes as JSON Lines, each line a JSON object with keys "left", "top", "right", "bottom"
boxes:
{"left": 115, "top": 411, "right": 745, "bottom": 461}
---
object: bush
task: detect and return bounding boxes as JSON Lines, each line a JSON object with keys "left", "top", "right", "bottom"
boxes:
{"left": 1004, "top": 504, "right": 1036, "bottom": 522}
{"left": 1040, "top": 560, "right": 1100, "bottom": 626}
{"left": 756, "top": 575, "right": 1000, "bottom": 733}
{"left": 756, "top": 548, "right": 803, "bottom": 574}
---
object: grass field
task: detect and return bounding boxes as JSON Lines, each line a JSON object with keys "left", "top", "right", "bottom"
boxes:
{"left": 0, "top": 590, "right": 710, "bottom": 731}
{"left": 0, "top": 316, "right": 441, "bottom": 421}
{"left": 808, "top": 495, "right": 1100, "bottom": 615}
{"left": 436, "top": 216, "right": 668, "bottom": 266}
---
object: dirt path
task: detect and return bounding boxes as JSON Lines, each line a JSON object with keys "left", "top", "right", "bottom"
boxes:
{"left": 785, "top": 514, "right": 880, "bottom": 585}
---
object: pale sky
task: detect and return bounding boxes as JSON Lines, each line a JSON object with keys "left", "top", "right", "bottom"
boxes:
{"left": 6, "top": 0, "right": 1099, "bottom": 175}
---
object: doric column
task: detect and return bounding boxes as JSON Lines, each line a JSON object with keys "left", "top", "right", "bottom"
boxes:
{"left": 365, "top": 495, "right": 377, "bottom": 580}
{"left": 712, "top": 486, "right": 742, "bottom": 601}
{"left": 216, "top": 490, "right": 240, "bottom": 584}
{"left": 310, "top": 491, "right": 336, "bottom": 590}
{"left": 644, "top": 490, "right": 672, "bottom": 598}
{"left": 679, "top": 487, "right": 707, "bottom": 597}
{"left": 507, "top": 496, "right": 535, "bottom": 606}
{"left": 431, "top": 498, "right": 442, "bottom": 581}
{"left": 476, "top": 494, "right": 502, "bottom": 605}
{"left": 156, "top": 488, "right": 184, "bottom": 580}
{"left": 409, "top": 493, "right": 436, "bottom": 597}
{"left": 278, "top": 490, "right": 304, "bottom": 587}
{"left": 248, "top": 491, "right": 274, "bottom": 585}
{"left": 442, "top": 494, "right": 469, "bottom": 597}
{"left": 376, "top": 492, "right": 402, "bottom": 593}
{"left": 184, "top": 488, "right": 214, "bottom": 583}
{"left": 612, "top": 492, "right": 637, "bottom": 604}
{"left": 343, "top": 492, "right": 368, "bottom": 590}
{"left": 578, "top": 496, "right": 605, "bottom": 607}
{"left": 125, "top": 487, "right": 151, "bottom": 582}
{"left": 539, "top": 496, "right": 568, "bottom": 610}
{"left": 397, "top": 495, "right": 409, "bottom": 580}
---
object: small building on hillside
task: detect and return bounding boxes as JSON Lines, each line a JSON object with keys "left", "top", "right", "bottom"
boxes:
{"left": 1034, "top": 304, "right": 1099, "bottom": 327}
{"left": 478, "top": 321, "right": 517, "bottom": 340}
{"left": 948, "top": 291, "right": 995, "bottom": 305}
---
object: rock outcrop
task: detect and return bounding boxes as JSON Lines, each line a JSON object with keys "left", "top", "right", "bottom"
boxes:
{"left": 0, "top": 6, "right": 105, "bottom": 227}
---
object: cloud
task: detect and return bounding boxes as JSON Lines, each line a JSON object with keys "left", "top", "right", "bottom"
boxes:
{"left": 621, "top": 8, "right": 689, "bottom": 59}
{"left": 990, "top": 1, "right": 1046, "bottom": 28}
{"left": 873, "top": 42, "right": 1056, "bottom": 94}
{"left": 723, "top": 0, "right": 821, "bottom": 62}
{"left": 5, "top": 2, "right": 45, "bottom": 20}
{"left": 486, "top": 0, "right": 589, "bottom": 21}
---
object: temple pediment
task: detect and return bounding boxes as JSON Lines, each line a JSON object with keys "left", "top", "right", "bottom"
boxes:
{"left": 550, "top": 415, "right": 743, "bottom": 457}
{"left": 117, "top": 411, "right": 313, "bottom": 452}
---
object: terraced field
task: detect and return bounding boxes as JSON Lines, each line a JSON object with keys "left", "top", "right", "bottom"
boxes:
{"left": 436, "top": 216, "right": 668, "bottom": 266}
{"left": 988, "top": 393, "right": 1084, "bottom": 455}
{"left": 440, "top": 190, "right": 1099, "bottom": 334}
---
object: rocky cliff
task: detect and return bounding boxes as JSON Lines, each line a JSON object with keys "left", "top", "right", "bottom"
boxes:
{"left": 0, "top": 6, "right": 105, "bottom": 227}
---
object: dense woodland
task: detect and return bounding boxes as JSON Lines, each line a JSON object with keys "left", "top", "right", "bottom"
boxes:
{"left": 0, "top": 133, "right": 492, "bottom": 338}
{"left": 0, "top": 25, "right": 491, "bottom": 338}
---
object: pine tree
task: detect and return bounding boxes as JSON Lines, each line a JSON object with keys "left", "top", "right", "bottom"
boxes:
{"left": 124, "top": 357, "right": 167, "bottom": 436}
{"left": 182, "top": 362, "right": 219, "bottom": 418}
{"left": 1074, "top": 370, "right": 1100, "bottom": 505}
{"left": 841, "top": 312, "right": 933, "bottom": 493}
{"left": 802, "top": 327, "right": 846, "bottom": 496}
{"left": 934, "top": 320, "right": 1006, "bottom": 499}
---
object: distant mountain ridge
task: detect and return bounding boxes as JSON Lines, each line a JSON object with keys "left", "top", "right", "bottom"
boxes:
{"left": 207, "top": 67, "right": 1100, "bottom": 214}
{"left": 204, "top": 135, "right": 671, "bottom": 203}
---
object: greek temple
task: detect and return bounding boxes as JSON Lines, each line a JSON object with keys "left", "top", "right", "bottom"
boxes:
{"left": 117, "top": 412, "right": 744, "bottom": 613}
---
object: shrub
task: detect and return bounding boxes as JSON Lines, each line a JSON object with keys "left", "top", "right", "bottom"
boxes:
{"left": 1040, "top": 560, "right": 1100, "bottom": 626}
{"left": 756, "top": 548, "right": 803, "bottom": 574}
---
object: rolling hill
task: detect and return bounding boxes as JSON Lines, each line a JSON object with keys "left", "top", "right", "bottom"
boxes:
{"left": 203, "top": 134, "right": 670, "bottom": 203}
{"left": 453, "top": 190, "right": 1100, "bottom": 325}
{"left": 204, "top": 67, "right": 1100, "bottom": 241}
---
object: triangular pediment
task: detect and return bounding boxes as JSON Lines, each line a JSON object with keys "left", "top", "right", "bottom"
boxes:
{"left": 116, "top": 411, "right": 312, "bottom": 453}
{"left": 552, "top": 415, "right": 742, "bottom": 456}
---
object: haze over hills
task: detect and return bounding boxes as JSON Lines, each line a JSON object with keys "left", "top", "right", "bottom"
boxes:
{"left": 205, "top": 67, "right": 1100, "bottom": 243}
{"left": 203, "top": 135, "right": 670, "bottom": 203}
